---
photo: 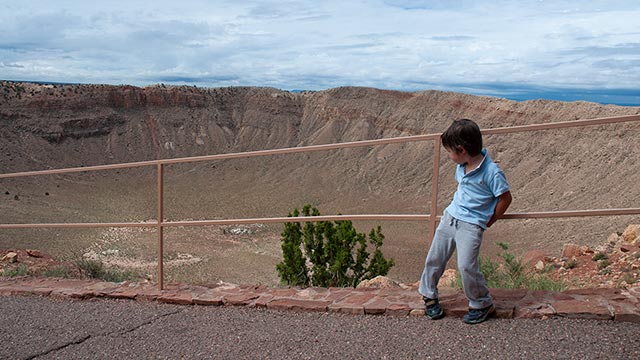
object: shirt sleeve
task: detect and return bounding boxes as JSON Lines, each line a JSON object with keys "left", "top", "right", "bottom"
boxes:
{"left": 490, "top": 169, "right": 510, "bottom": 197}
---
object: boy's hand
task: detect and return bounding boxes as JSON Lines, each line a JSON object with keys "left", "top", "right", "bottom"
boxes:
{"left": 487, "top": 191, "right": 512, "bottom": 228}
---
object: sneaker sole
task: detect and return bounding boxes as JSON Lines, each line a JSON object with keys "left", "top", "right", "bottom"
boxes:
{"left": 463, "top": 306, "right": 495, "bottom": 324}
{"left": 426, "top": 310, "right": 445, "bottom": 320}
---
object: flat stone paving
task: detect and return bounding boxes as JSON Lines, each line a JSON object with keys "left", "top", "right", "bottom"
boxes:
{"left": 1, "top": 277, "right": 639, "bottom": 323}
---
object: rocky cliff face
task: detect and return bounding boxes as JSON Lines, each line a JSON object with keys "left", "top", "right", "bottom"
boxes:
{"left": 1, "top": 81, "right": 639, "bottom": 284}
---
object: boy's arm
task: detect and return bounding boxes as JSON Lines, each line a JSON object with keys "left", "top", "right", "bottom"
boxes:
{"left": 486, "top": 191, "right": 512, "bottom": 228}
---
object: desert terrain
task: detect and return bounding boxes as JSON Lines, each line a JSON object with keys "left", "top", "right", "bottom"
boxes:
{"left": 1, "top": 81, "right": 639, "bottom": 286}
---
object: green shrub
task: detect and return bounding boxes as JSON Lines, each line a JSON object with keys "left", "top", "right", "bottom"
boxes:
{"left": 75, "top": 258, "right": 137, "bottom": 282}
{"left": 592, "top": 252, "right": 608, "bottom": 261}
{"left": 43, "top": 266, "right": 71, "bottom": 278}
{"left": 622, "top": 272, "right": 636, "bottom": 285}
{"left": 3, "top": 264, "right": 30, "bottom": 277}
{"left": 276, "top": 205, "right": 395, "bottom": 287}
{"left": 565, "top": 259, "right": 578, "bottom": 269}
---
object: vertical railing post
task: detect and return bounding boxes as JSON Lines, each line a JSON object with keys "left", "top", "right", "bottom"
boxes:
{"left": 157, "top": 163, "right": 164, "bottom": 290}
{"left": 428, "top": 137, "right": 441, "bottom": 243}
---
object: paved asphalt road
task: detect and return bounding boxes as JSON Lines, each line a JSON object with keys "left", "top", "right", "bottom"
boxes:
{"left": 1, "top": 296, "right": 639, "bottom": 360}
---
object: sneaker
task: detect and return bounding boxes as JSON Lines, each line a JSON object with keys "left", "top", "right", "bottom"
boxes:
{"left": 423, "top": 297, "right": 444, "bottom": 320}
{"left": 463, "top": 304, "right": 495, "bottom": 324}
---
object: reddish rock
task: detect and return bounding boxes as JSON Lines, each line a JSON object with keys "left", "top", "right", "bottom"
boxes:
{"left": 335, "top": 292, "right": 377, "bottom": 306}
{"left": 523, "top": 250, "right": 548, "bottom": 268}
{"left": 85, "top": 281, "right": 122, "bottom": 297}
{"left": 192, "top": 289, "right": 224, "bottom": 306}
{"left": 50, "top": 287, "right": 93, "bottom": 300}
{"left": 267, "top": 299, "right": 330, "bottom": 312}
{"left": 514, "top": 304, "right": 556, "bottom": 319}
{"left": 158, "top": 291, "right": 193, "bottom": 305}
{"left": 491, "top": 288, "right": 528, "bottom": 318}
{"left": 223, "top": 293, "right": 260, "bottom": 306}
{"left": 294, "top": 287, "right": 330, "bottom": 300}
{"left": 328, "top": 303, "right": 364, "bottom": 315}
{"left": 579, "top": 245, "right": 595, "bottom": 255}
{"left": 25, "top": 249, "right": 45, "bottom": 258}
{"left": 494, "top": 304, "right": 515, "bottom": 319}
{"left": 2, "top": 252, "right": 18, "bottom": 263}
{"left": 385, "top": 303, "right": 411, "bottom": 316}
{"left": 363, "top": 298, "right": 390, "bottom": 315}
{"left": 622, "top": 224, "right": 640, "bottom": 243}
{"left": 252, "top": 294, "right": 275, "bottom": 308}
{"left": 610, "top": 302, "right": 640, "bottom": 323}
{"left": 552, "top": 299, "right": 612, "bottom": 320}
{"left": 562, "top": 243, "right": 582, "bottom": 258}
{"left": 356, "top": 276, "right": 401, "bottom": 289}
{"left": 322, "top": 288, "right": 353, "bottom": 302}
{"left": 109, "top": 287, "right": 143, "bottom": 300}
{"left": 268, "top": 288, "right": 299, "bottom": 298}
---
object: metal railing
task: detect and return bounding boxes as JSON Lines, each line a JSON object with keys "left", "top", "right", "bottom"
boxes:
{"left": 2, "top": 114, "right": 640, "bottom": 289}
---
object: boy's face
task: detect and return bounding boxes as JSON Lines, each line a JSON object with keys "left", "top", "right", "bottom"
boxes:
{"left": 445, "top": 146, "right": 467, "bottom": 165}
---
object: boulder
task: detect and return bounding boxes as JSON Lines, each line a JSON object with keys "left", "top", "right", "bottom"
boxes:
{"left": 26, "top": 249, "right": 45, "bottom": 258}
{"left": 579, "top": 245, "right": 594, "bottom": 255}
{"left": 2, "top": 252, "right": 18, "bottom": 263}
{"left": 622, "top": 225, "right": 640, "bottom": 244}
{"left": 440, "top": 269, "right": 458, "bottom": 287}
{"left": 523, "top": 250, "right": 548, "bottom": 268}
{"left": 356, "top": 275, "right": 400, "bottom": 289}
{"left": 607, "top": 233, "right": 620, "bottom": 245}
{"left": 562, "top": 243, "right": 582, "bottom": 258}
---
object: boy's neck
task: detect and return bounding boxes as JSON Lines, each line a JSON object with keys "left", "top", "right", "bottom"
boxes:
{"left": 464, "top": 153, "right": 485, "bottom": 174}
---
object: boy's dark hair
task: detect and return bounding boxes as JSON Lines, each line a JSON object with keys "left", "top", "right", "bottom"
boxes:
{"left": 441, "top": 118, "right": 483, "bottom": 156}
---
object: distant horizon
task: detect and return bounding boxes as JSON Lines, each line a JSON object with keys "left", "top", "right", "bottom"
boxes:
{"left": 2, "top": 1, "right": 638, "bottom": 108}
{"left": 3, "top": 78, "right": 639, "bottom": 107}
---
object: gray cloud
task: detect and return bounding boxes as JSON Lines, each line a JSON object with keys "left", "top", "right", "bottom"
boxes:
{"left": 1, "top": 1, "right": 639, "bottom": 105}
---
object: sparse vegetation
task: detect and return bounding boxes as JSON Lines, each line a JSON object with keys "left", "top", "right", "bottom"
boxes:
{"left": 43, "top": 266, "right": 71, "bottom": 278}
{"left": 453, "top": 242, "right": 566, "bottom": 291}
{"left": 276, "top": 205, "right": 395, "bottom": 288}
{"left": 74, "top": 257, "right": 138, "bottom": 282}
{"left": 592, "top": 252, "right": 608, "bottom": 261}
{"left": 3, "top": 264, "right": 30, "bottom": 277}
{"left": 621, "top": 272, "right": 636, "bottom": 285}
{"left": 598, "top": 259, "right": 611, "bottom": 270}
{"left": 565, "top": 259, "right": 578, "bottom": 269}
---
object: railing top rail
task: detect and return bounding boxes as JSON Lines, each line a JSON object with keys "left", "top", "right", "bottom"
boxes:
{"left": 1, "top": 114, "right": 638, "bottom": 180}
{"left": 2, "top": 208, "right": 640, "bottom": 229}
{"left": 482, "top": 114, "right": 640, "bottom": 135}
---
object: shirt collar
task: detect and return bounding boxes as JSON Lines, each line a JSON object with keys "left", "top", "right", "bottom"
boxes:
{"left": 463, "top": 148, "right": 488, "bottom": 176}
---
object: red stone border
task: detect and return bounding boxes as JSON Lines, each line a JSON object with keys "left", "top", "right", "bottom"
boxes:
{"left": 1, "top": 277, "right": 639, "bottom": 323}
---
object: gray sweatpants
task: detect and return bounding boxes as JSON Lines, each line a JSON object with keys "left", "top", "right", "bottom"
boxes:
{"left": 418, "top": 211, "right": 493, "bottom": 309}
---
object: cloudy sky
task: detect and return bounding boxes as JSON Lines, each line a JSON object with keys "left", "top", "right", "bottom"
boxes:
{"left": 1, "top": 0, "right": 639, "bottom": 105}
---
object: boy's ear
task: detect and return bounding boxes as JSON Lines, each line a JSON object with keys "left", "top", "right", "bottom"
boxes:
{"left": 456, "top": 145, "right": 466, "bottom": 154}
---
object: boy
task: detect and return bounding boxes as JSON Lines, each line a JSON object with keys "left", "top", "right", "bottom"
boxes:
{"left": 419, "top": 118, "right": 512, "bottom": 324}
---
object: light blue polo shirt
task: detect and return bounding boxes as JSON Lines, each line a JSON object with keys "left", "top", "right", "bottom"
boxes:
{"left": 444, "top": 149, "right": 510, "bottom": 229}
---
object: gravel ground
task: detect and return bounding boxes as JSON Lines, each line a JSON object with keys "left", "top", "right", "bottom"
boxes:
{"left": 1, "top": 296, "right": 639, "bottom": 360}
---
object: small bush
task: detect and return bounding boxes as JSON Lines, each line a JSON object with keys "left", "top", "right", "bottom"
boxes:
{"left": 598, "top": 259, "right": 611, "bottom": 270}
{"left": 75, "top": 258, "right": 137, "bottom": 282}
{"left": 522, "top": 273, "right": 567, "bottom": 292}
{"left": 3, "top": 264, "right": 30, "bottom": 277}
{"left": 276, "top": 205, "right": 395, "bottom": 288}
{"left": 565, "top": 259, "right": 578, "bottom": 269}
{"left": 621, "top": 272, "right": 636, "bottom": 285}
{"left": 592, "top": 252, "right": 608, "bottom": 261}
{"left": 44, "top": 266, "right": 71, "bottom": 278}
